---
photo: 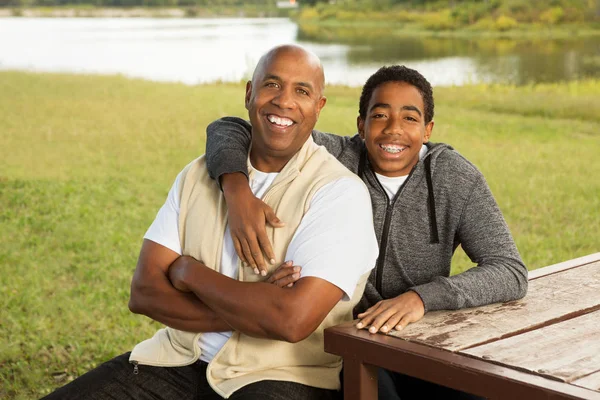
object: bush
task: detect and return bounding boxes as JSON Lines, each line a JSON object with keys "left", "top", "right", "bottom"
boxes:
{"left": 422, "top": 11, "right": 457, "bottom": 31}
{"left": 494, "top": 15, "right": 518, "bottom": 31}
{"left": 539, "top": 7, "right": 564, "bottom": 25}
{"left": 298, "top": 7, "right": 319, "bottom": 20}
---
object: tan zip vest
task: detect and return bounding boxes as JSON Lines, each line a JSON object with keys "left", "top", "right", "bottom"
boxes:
{"left": 130, "top": 137, "right": 369, "bottom": 398}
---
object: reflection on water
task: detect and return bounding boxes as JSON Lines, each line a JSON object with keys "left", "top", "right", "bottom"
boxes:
{"left": 0, "top": 17, "right": 598, "bottom": 87}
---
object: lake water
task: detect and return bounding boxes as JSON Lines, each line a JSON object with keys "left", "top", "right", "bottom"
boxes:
{"left": 1, "top": 17, "right": 598, "bottom": 87}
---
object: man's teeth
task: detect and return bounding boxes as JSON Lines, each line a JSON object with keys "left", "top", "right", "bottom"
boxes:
{"left": 380, "top": 144, "right": 406, "bottom": 154}
{"left": 267, "top": 115, "right": 293, "bottom": 127}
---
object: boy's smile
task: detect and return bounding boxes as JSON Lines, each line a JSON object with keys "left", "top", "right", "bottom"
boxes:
{"left": 358, "top": 81, "right": 433, "bottom": 177}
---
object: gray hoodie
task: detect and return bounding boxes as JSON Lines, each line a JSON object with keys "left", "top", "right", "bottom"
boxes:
{"left": 205, "top": 117, "right": 528, "bottom": 314}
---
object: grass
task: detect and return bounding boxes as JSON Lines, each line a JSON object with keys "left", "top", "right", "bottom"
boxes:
{"left": 1, "top": 71, "right": 599, "bottom": 399}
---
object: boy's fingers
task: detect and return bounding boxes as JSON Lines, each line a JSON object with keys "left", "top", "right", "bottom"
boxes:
{"left": 265, "top": 208, "right": 285, "bottom": 228}
{"left": 257, "top": 229, "right": 276, "bottom": 265}
{"left": 232, "top": 237, "right": 248, "bottom": 266}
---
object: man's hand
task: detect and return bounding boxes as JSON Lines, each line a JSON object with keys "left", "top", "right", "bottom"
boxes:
{"left": 266, "top": 261, "right": 302, "bottom": 288}
{"left": 356, "top": 291, "right": 425, "bottom": 334}
{"left": 168, "top": 256, "right": 195, "bottom": 292}
{"left": 221, "top": 173, "right": 285, "bottom": 276}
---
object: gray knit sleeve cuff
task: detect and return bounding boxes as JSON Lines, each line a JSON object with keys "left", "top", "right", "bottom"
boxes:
{"left": 409, "top": 280, "right": 456, "bottom": 313}
{"left": 209, "top": 150, "right": 249, "bottom": 190}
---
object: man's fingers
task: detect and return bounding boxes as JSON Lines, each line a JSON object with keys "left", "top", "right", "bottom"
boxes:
{"left": 265, "top": 208, "right": 285, "bottom": 228}
{"left": 265, "top": 261, "right": 294, "bottom": 283}
{"left": 257, "top": 229, "right": 276, "bottom": 266}
{"left": 271, "top": 272, "right": 301, "bottom": 288}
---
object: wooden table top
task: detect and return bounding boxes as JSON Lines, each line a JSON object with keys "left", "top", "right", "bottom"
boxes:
{"left": 325, "top": 252, "right": 600, "bottom": 399}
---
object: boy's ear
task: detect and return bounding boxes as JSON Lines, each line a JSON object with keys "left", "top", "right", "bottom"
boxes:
{"left": 357, "top": 116, "right": 365, "bottom": 139}
{"left": 423, "top": 120, "right": 434, "bottom": 143}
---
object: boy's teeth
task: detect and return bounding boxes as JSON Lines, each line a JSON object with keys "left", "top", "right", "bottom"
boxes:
{"left": 380, "top": 144, "right": 405, "bottom": 154}
{"left": 267, "top": 115, "right": 293, "bottom": 127}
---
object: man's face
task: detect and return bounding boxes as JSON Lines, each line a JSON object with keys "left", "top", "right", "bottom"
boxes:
{"left": 358, "top": 81, "right": 433, "bottom": 177}
{"left": 245, "top": 49, "right": 326, "bottom": 172}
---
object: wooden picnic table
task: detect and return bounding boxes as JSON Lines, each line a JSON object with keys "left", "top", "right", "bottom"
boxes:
{"left": 324, "top": 253, "right": 600, "bottom": 400}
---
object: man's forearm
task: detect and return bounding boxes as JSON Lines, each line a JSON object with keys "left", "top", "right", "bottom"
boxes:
{"left": 175, "top": 257, "right": 338, "bottom": 343}
{"left": 129, "top": 274, "right": 231, "bottom": 332}
{"left": 182, "top": 261, "right": 291, "bottom": 339}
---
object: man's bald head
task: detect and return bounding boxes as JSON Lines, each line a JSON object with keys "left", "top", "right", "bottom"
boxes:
{"left": 244, "top": 44, "right": 328, "bottom": 173}
{"left": 252, "top": 45, "right": 325, "bottom": 96}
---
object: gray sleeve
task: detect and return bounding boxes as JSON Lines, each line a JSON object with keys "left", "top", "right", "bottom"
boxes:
{"left": 411, "top": 175, "right": 529, "bottom": 312}
{"left": 205, "top": 116, "right": 364, "bottom": 182}
{"left": 205, "top": 117, "right": 252, "bottom": 182}
{"left": 311, "top": 130, "right": 358, "bottom": 159}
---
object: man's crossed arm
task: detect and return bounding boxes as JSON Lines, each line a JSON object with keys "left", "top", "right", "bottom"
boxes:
{"left": 129, "top": 239, "right": 341, "bottom": 343}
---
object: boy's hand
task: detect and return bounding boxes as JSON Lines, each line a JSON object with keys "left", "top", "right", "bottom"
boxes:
{"left": 221, "top": 173, "right": 285, "bottom": 275}
{"left": 356, "top": 291, "right": 425, "bottom": 334}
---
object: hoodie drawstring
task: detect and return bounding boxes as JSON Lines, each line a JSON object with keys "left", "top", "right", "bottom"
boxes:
{"left": 424, "top": 156, "right": 440, "bottom": 244}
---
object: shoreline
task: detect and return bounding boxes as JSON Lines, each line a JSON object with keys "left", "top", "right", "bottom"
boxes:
{"left": 2, "top": 7, "right": 599, "bottom": 40}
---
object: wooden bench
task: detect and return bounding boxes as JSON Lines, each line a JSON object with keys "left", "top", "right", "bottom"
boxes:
{"left": 325, "top": 253, "right": 600, "bottom": 399}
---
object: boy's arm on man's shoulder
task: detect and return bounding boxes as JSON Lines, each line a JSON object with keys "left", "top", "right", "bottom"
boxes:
{"left": 311, "top": 130, "right": 363, "bottom": 159}
{"left": 204, "top": 116, "right": 363, "bottom": 183}
{"left": 410, "top": 175, "right": 528, "bottom": 312}
{"left": 205, "top": 117, "right": 252, "bottom": 182}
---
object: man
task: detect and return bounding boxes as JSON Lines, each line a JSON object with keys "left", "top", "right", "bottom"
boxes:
{"left": 44, "top": 45, "right": 378, "bottom": 400}
{"left": 204, "top": 65, "right": 528, "bottom": 399}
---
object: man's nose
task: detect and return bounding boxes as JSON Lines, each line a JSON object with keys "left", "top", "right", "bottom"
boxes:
{"left": 271, "top": 88, "right": 295, "bottom": 109}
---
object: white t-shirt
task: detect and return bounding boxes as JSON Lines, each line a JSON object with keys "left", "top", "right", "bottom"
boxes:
{"left": 144, "top": 164, "right": 378, "bottom": 362}
{"left": 375, "top": 145, "right": 429, "bottom": 200}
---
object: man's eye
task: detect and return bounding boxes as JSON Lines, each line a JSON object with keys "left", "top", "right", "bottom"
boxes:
{"left": 266, "top": 82, "right": 279, "bottom": 88}
{"left": 297, "top": 88, "right": 309, "bottom": 96}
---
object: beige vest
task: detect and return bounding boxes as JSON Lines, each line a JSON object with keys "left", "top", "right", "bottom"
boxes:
{"left": 130, "top": 138, "right": 369, "bottom": 398}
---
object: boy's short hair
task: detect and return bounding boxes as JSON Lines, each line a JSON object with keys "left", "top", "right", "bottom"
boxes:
{"left": 359, "top": 65, "right": 435, "bottom": 124}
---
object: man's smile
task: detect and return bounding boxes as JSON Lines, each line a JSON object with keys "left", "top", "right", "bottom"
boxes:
{"left": 266, "top": 114, "right": 295, "bottom": 128}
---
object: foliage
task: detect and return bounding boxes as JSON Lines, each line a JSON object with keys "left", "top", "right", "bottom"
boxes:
{"left": 539, "top": 6, "right": 565, "bottom": 25}
{"left": 494, "top": 14, "right": 518, "bottom": 31}
{"left": 1, "top": 72, "right": 600, "bottom": 399}
{"left": 293, "top": 0, "right": 600, "bottom": 33}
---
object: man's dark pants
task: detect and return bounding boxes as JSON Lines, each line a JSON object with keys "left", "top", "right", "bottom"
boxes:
{"left": 42, "top": 352, "right": 340, "bottom": 400}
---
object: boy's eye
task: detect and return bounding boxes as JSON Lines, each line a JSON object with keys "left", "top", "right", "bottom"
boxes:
{"left": 405, "top": 116, "right": 417, "bottom": 122}
{"left": 372, "top": 113, "right": 386, "bottom": 119}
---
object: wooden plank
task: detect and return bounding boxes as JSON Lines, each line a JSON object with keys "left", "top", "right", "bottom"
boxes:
{"left": 463, "top": 310, "right": 600, "bottom": 383}
{"left": 529, "top": 252, "right": 600, "bottom": 280}
{"left": 325, "top": 323, "right": 600, "bottom": 399}
{"left": 387, "top": 261, "right": 600, "bottom": 351}
{"left": 573, "top": 371, "right": 600, "bottom": 392}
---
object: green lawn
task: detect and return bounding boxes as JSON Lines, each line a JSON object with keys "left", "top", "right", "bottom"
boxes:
{"left": 1, "top": 71, "right": 599, "bottom": 399}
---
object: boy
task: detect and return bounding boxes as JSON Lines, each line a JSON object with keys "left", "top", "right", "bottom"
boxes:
{"left": 205, "top": 65, "right": 527, "bottom": 399}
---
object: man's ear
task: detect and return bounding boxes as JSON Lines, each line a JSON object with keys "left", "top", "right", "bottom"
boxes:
{"left": 423, "top": 120, "right": 434, "bottom": 143}
{"left": 357, "top": 116, "right": 365, "bottom": 139}
{"left": 244, "top": 81, "right": 252, "bottom": 110}
{"left": 315, "top": 96, "right": 327, "bottom": 120}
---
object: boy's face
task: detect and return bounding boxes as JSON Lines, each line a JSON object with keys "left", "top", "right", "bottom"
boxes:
{"left": 358, "top": 81, "right": 433, "bottom": 177}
